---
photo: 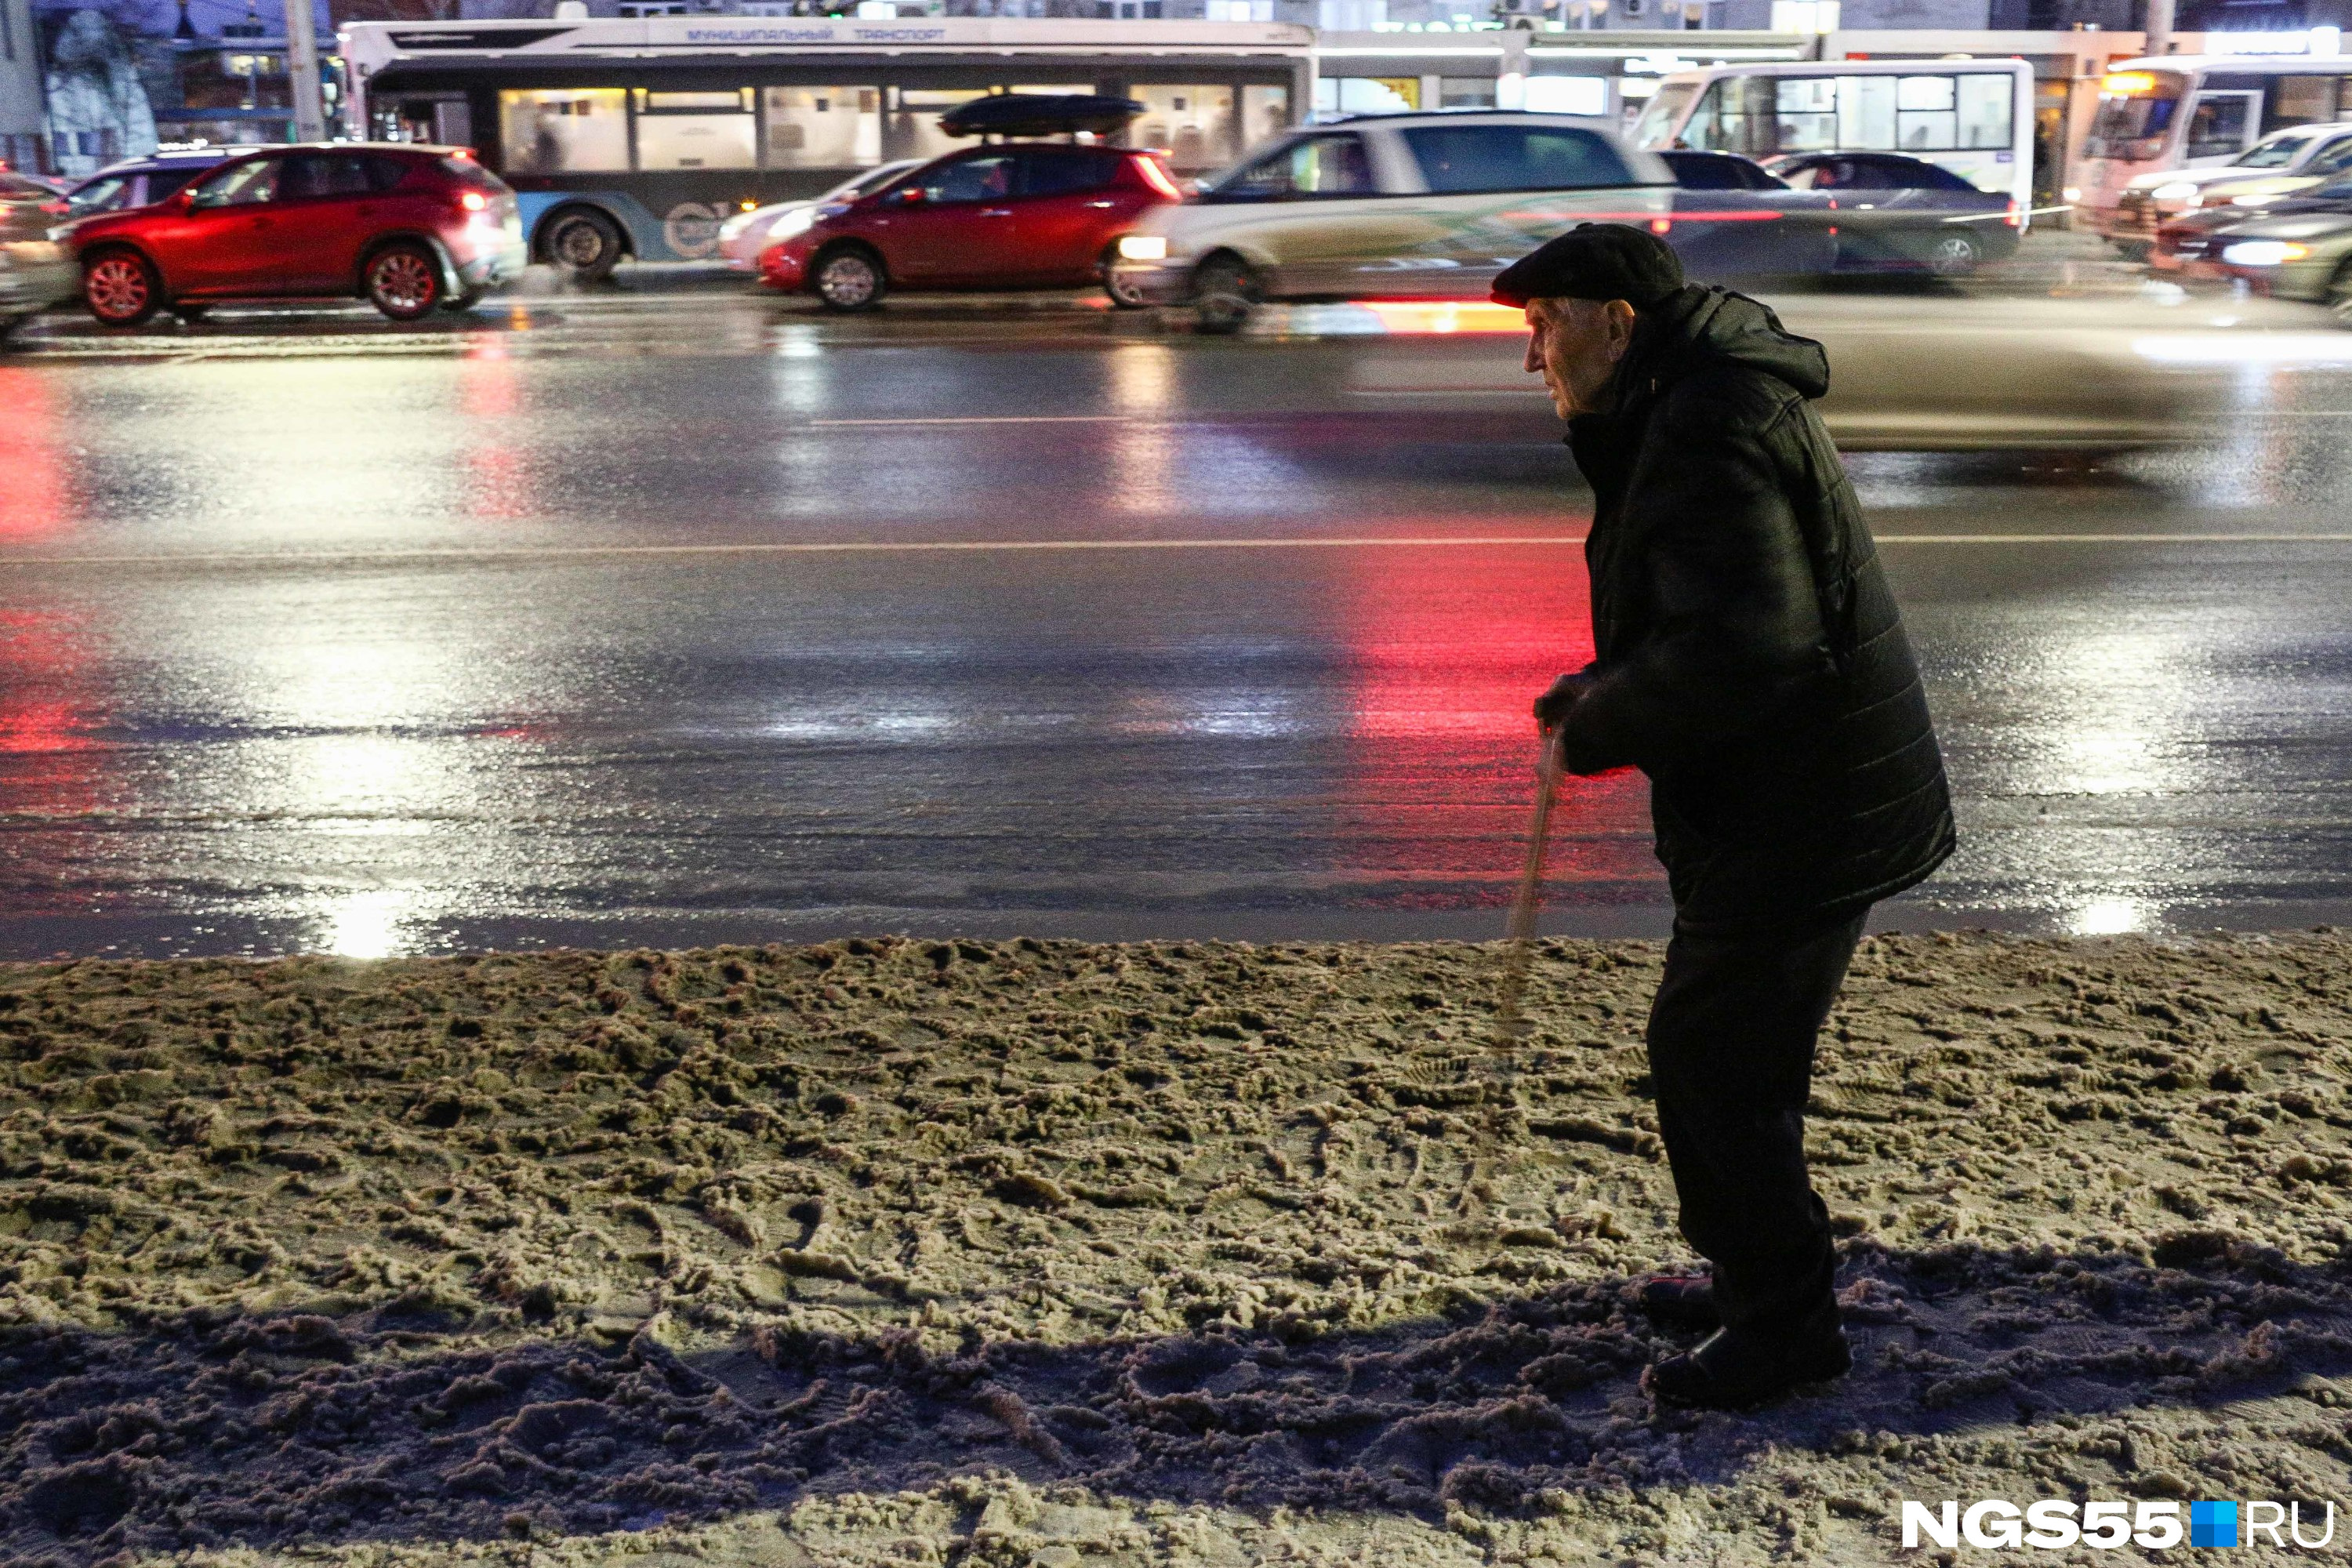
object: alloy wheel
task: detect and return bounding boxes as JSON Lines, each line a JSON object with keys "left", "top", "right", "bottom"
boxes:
{"left": 369, "top": 250, "right": 438, "bottom": 318}
{"left": 1929, "top": 234, "right": 1980, "bottom": 276}
{"left": 86, "top": 256, "right": 151, "bottom": 323}
{"left": 817, "top": 253, "right": 880, "bottom": 310}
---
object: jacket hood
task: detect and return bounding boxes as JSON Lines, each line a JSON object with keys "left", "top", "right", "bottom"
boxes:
{"left": 1621, "top": 285, "right": 1831, "bottom": 406}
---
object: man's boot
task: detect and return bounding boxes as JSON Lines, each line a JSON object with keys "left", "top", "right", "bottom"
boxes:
{"left": 1643, "top": 1298, "right": 1849, "bottom": 1410}
{"left": 1635, "top": 1272, "right": 1719, "bottom": 1330}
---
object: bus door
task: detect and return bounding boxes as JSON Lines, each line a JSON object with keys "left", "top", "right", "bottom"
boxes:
{"left": 2183, "top": 91, "right": 2261, "bottom": 165}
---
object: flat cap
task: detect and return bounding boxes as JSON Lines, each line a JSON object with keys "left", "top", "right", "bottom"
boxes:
{"left": 1490, "top": 222, "right": 1685, "bottom": 310}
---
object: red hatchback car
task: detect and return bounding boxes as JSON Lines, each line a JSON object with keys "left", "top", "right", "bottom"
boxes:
{"left": 70, "top": 143, "right": 527, "bottom": 328}
{"left": 760, "top": 143, "right": 1181, "bottom": 310}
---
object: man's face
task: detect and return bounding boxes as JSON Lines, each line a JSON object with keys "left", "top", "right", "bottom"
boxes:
{"left": 1523, "top": 296, "right": 1639, "bottom": 420}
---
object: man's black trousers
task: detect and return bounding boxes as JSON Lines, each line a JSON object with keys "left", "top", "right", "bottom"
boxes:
{"left": 1645, "top": 910, "right": 1868, "bottom": 1333}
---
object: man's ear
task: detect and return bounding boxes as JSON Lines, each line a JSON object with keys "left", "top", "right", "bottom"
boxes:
{"left": 1602, "top": 299, "right": 1639, "bottom": 361}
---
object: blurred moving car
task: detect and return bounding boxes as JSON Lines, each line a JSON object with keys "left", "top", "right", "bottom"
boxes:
{"left": 1762, "top": 151, "right": 2019, "bottom": 274}
{"left": 2160, "top": 198, "right": 2352, "bottom": 312}
{"left": 718, "top": 161, "right": 920, "bottom": 272}
{"left": 2150, "top": 175, "right": 2352, "bottom": 273}
{"left": 760, "top": 142, "right": 1183, "bottom": 310}
{"left": 1658, "top": 149, "right": 1787, "bottom": 191}
{"left": 61, "top": 146, "right": 256, "bottom": 220}
{"left": 1112, "top": 114, "right": 1681, "bottom": 331}
{"left": 2105, "top": 122, "right": 2352, "bottom": 254}
{"left": 0, "top": 172, "right": 78, "bottom": 340}
{"left": 68, "top": 143, "right": 528, "bottom": 327}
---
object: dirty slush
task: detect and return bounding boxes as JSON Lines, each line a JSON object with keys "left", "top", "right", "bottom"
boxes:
{"left": 5, "top": 933, "right": 2351, "bottom": 1566}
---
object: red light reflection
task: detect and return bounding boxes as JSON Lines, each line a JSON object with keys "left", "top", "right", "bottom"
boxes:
{"left": 461, "top": 346, "right": 531, "bottom": 521}
{"left": 1330, "top": 543, "right": 1656, "bottom": 909}
{"left": 0, "top": 368, "right": 71, "bottom": 541}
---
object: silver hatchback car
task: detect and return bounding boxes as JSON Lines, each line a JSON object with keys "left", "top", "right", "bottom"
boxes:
{"left": 1109, "top": 111, "right": 1675, "bottom": 332}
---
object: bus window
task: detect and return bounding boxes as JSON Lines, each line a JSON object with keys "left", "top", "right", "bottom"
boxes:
{"left": 1896, "top": 74, "right": 1957, "bottom": 151}
{"left": 1632, "top": 78, "right": 1698, "bottom": 147}
{"left": 764, "top": 88, "right": 881, "bottom": 169}
{"left": 2273, "top": 74, "right": 2336, "bottom": 129}
{"left": 634, "top": 89, "right": 756, "bottom": 171}
{"left": 1957, "top": 74, "right": 2012, "bottom": 149}
{"left": 2186, "top": 94, "right": 2256, "bottom": 162}
{"left": 500, "top": 89, "right": 629, "bottom": 173}
{"left": 1134, "top": 85, "right": 1235, "bottom": 172}
{"left": 1242, "top": 84, "right": 1290, "bottom": 151}
{"left": 1681, "top": 78, "right": 1767, "bottom": 154}
{"left": 2084, "top": 73, "right": 2184, "bottom": 160}
{"left": 1773, "top": 78, "right": 1838, "bottom": 153}
{"left": 1838, "top": 74, "right": 1896, "bottom": 149}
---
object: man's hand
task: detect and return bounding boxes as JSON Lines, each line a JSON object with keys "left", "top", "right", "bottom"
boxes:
{"left": 1534, "top": 669, "right": 1598, "bottom": 732}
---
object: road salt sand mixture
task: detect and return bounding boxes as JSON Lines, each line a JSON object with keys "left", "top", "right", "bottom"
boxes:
{"left": 5, "top": 934, "right": 2351, "bottom": 1566}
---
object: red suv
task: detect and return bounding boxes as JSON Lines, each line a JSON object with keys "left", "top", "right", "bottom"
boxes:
{"left": 70, "top": 143, "right": 527, "bottom": 328}
{"left": 760, "top": 143, "right": 1181, "bottom": 311}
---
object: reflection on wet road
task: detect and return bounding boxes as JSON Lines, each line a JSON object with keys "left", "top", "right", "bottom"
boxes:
{"left": 3, "top": 282, "right": 2352, "bottom": 956}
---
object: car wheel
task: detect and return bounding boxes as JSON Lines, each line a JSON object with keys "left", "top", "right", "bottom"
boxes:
{"left": 1102, "top": 249, "right": 1149, "bottom": 310}
{"left": 83, "top": 249, "right": 162, "bottom": 328}
{"left": 2328, "top": 260, "right": 2352, "bottom": 325}
{"left": 813, "top": 247, "right": 885, "bottom": 312}
{"left": 365, "top": 243, "right": 442, "bottom": 322}
{"left": 1927, "top": 231, "right": 1982, "bottom": 277}
{"left": 1192, "top": 253, "right": 1260, "bottom": 335}
{"left": 170, "top": 303, "right": 210, "bottom": 325}
{"left": 545, "top": 208, "right": 624, "bottom": 282}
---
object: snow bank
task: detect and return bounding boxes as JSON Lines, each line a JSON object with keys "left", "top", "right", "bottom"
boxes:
{"left": 3, "top": 934, "right": 2349, "bottom": 1564}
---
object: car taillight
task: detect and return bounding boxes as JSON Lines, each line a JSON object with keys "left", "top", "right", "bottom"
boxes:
{"left": 458, "top": 190, "right": 488, "bottom": 212}
{"left": 2004, "top": 198, "right": 2021, "bottom": 228}
{"left": 1134, "top": 155, "right": 1184, "bottom": 201}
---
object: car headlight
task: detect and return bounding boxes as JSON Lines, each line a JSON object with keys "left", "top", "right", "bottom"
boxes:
{"left": 771, "top": 206, "right": 817, "bottom": 241}
{"left": 2151, "top": 181, "right": 2201, "bottom": 202}
{"left": 718, "top": 210, "right": 757, "bottom": 242}
{"left": 1117, "top": 234, "right": 1168, "bottom": 261}
{"left": 2220, "top": 239, "right": 2311, "bottom": 267}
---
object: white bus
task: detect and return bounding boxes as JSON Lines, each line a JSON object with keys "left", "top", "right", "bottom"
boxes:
{"left": 2074, "top": 53, "right": 2352, "bottom": 241}
{"left": 341, "top": 16, "right": 1312, "bottom": 274}
{"left": 1627, "top": 57, "right": 2036, "bottom": 220}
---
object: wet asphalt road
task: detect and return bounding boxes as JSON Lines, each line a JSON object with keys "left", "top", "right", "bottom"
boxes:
{"left": 6, "top": 268, "right": 2352, "bottom": 958}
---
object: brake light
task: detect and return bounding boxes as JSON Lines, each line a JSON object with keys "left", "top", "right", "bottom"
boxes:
{"left": 1649, "top": 216, "right": 1671, "bottom": 235}
{"left": 2004, "top": 198, "right": 2021, "bottom": 228}
{"left": 449, "top": 146, "right": 475, "bottom": 160}
{"left": 459, "top": 190, "right": 488, "bottom": 212}
{"left": 1134, "top": 155, "right": 1184, "bottom": 201}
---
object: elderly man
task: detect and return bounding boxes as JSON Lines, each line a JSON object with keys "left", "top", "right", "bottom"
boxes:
{"left": 1494, "top": 225, "right": 1954, "bottom": 1410}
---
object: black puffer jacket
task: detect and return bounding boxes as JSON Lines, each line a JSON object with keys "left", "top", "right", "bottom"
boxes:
{"left": 1555, "top": 285, "right": 1954, "bottom": 934}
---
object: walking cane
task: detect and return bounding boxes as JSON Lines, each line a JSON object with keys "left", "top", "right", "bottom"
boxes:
{"left": 1493, "top": 728, "right": 1565, "bottom": 1048}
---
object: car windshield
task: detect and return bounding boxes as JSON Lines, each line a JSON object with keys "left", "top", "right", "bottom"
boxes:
{"left": 66, "top": 173, "right": 133, "bottom": 212}
{"left": 2085, "top": 74, "right": 2187, "bottom": 160}
{"left": 2235, "top": 132, "right": 2319, "bottom": 169}
{"left": 835, "top": 162, "right": 915, "bottom": 201}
